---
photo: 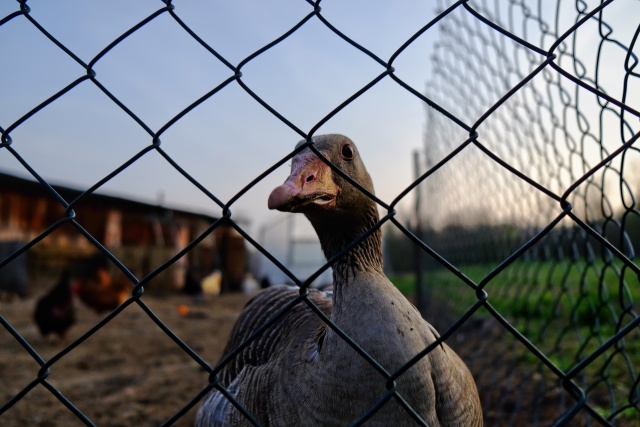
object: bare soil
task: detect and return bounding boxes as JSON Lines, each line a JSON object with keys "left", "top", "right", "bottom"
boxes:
{"left": 1, "top": 288, "right": 629, "bottom": 426}
{"left": 1, "top": 291, "right": 249, "bottom": 426}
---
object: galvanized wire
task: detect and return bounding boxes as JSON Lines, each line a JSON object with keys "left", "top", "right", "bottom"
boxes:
{"left": 0, "top": 0, "right": 639, "bottom": 426}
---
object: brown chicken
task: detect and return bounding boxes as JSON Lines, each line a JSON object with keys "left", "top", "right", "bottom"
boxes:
{"left": 71, "top": 254, "right": 130, "bottom": 314}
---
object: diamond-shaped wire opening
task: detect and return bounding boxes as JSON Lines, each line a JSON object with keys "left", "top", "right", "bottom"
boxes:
{"left": 3, "top": 0, "right": 640, "bottom": 425}
{"left": 88, "top": 12, "right": 237, "bottom": 132}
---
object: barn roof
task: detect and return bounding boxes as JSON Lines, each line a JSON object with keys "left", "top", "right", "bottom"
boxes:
{"left": 0, "top": 171, "right": 218, "bottom": 223}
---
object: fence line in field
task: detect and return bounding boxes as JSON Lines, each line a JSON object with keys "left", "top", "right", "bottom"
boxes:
{"left": 413, "top": 1, "right": 640, "bottom": 425}
{"left": 1, "top": 0, "right": 639, "bottom": 425}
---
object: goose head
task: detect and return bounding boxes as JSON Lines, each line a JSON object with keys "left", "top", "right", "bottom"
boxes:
{"left": 268, "top": 134, "right": 375, "bottom": 219}
{"left": 268, "top": 135, "right": 381, "bottom": 266}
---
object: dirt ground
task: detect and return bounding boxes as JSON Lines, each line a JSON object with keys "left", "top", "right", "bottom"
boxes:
{"left": 0, "top": 290, "right": 249, "bottom": 427}
{"left": 0, "top": 287, "right": 629, "bottom": 426}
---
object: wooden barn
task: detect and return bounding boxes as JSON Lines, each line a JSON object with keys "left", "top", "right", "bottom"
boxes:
{"left": 0, "top": 171, "right": 247, "bottom": 296}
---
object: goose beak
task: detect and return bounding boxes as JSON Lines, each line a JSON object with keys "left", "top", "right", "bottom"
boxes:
{"left": 268, "top": 153, "right": 339, "bottom": 212}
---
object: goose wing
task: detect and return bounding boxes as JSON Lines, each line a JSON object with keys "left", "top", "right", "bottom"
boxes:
{"left": 196, "top": 284, "right": 332, "bottom": 426}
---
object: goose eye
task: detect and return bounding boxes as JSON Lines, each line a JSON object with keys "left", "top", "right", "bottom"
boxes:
{"left": 341, "top": 144, "right": 354, "bottom": 160}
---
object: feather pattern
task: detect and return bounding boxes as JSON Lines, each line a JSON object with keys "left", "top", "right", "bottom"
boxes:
{"left": 196, "top": 135, "right": 482, "bottom": 426}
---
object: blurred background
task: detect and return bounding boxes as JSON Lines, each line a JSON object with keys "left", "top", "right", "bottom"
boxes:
{"left": 1, "top": 0, "right": 640, "bottom": 426}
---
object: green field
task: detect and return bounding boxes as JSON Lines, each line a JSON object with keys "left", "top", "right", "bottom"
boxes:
{"left": 392, "top": 258, "right": 640, "bottom": 330}
{"left": 390, "top": 258, "right": 640, "bottom": 423}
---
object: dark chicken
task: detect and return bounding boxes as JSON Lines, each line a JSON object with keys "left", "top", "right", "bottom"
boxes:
{"left": 34, "top": 269, "right": 76, "bottom": 341}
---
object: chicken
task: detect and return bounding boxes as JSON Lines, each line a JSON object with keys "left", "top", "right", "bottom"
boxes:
{"left": 71, "top": 254, "right": 130, "bottom": 314}
{"left": 34, "top": 269, "right": 76, "bottom": 341}
{"left": 183, "top": 268, "right": 204, "bottom": 304}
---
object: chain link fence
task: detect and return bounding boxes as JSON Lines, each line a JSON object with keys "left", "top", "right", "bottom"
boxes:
{"left": 1, "top": 0, "right": 639, "bottom": 426}
{"left": 411, "top": 0, "right": 640, "bottom": 425}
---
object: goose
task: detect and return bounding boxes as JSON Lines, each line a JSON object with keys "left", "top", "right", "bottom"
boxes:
{"left": 196, "top": 134, "right": 482, "bottom": 426}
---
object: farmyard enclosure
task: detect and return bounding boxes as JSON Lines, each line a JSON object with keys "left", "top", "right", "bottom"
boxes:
{"left": 1, "top": 1, "right": 640, "bottom": 426}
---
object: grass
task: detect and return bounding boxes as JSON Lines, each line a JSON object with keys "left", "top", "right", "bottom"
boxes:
{"left": 392, "top": 258, "right": 640, "bottom": 329}
{"left": 389, "top": 258, "right": 640, "bottom": 423}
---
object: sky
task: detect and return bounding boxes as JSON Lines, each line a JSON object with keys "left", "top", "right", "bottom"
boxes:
{"left": 2, "top": 1, "right": 639, "bottom": 283}
{"left": 0, "top": 0, "right": 441, "bottom": 237}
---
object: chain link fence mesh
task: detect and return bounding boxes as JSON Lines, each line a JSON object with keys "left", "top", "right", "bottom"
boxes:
{"left": 413, "top": 0, "right": 640, "bottom": 425}
{"left": 1, "top": 0, "right": 639, "bottom": 426}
